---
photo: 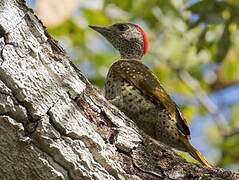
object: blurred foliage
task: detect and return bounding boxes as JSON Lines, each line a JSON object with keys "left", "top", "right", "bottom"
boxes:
{"left": 35, "top": 0, "right": 239, "bottom": 169}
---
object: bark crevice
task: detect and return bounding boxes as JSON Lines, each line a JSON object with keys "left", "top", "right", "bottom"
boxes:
{"left": 30, "top": 140, "right": 71, "bottom": 180}
{"left": 0, "top": 72, "right": 36, "bottom": 134}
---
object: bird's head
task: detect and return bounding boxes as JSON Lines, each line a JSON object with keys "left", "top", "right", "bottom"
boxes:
{"left": 89, "top": 23, "right": 149, "bottom": 60}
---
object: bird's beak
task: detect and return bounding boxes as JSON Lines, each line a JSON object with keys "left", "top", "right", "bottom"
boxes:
{"left": 89, "top": 25, "right": 111, "bottom": 34}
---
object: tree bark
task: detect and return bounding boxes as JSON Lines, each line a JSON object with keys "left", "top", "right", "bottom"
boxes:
{"left": 0, "top": 0, "right": 238, "bottom": 179}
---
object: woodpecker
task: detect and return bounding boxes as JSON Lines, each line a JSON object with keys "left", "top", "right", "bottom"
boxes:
{"left": 89, "top": 23, "right": 212, "bottom": 168}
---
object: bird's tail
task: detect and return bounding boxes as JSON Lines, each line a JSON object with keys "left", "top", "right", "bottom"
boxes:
{"left": 186, "top": 141, "right": 212, "bottom": 168}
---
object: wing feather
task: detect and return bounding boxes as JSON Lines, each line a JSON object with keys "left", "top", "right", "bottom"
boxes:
{"left": 110, "top": 60, "right": 191, "bottom": 137}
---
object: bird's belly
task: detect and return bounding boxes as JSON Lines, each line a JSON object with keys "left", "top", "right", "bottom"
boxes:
{"left": 105, "top": 76, "right": 186, "bottom": 151}
{"left": 154, "top": 109, "right": 186, "bottom": 151}
{"left": 120, "top": 80, "right": 155, "bottom": 113}
{"left": 105, "top": 75, "right": 154, "bottom": 113}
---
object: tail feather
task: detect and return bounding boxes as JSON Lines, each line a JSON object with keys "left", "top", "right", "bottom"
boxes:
{"left": 181, "top": 137, "right": 212, "bottom": 168}
{"left": 187, "top": 143, "right": 212, "bottom": 168}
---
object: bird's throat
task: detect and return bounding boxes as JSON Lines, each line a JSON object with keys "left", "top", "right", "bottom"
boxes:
{"left": 120, "top": 52, "right": 143, "bottom": 60}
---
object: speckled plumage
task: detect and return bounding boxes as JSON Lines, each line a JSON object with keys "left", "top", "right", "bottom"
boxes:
{"left": 90, "top": 23, "right": 212, "bottom": 167}
{"left": 105, "top": 60, "right": 186, "bottom": 151}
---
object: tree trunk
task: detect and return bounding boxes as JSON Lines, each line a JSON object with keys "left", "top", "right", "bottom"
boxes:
{"left": 0, "top": 0, "right": 238, "bottom": 179}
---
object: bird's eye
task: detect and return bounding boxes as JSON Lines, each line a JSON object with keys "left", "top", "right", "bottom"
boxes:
{"left": 116, "top": 24, "right": 129, "bottom": 31}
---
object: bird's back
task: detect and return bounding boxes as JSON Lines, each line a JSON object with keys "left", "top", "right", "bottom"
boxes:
{"left": 105, "top": 59, "right": 190, "bottom": 151}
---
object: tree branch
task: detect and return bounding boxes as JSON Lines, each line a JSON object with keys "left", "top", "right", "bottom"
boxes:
{"left": 0, "top": 0, "right": 238, "bottom": 179}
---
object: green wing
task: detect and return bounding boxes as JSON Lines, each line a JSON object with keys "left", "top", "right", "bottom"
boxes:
{"left": 110, "top": 59, "right": 191, "bottom": 138}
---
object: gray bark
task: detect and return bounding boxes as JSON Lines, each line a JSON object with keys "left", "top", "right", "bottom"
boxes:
{"left": 0, "top": 0, "right": 238, "bottom": 179}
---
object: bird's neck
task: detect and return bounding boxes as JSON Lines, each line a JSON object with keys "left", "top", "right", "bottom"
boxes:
{"left": 120, "top": 53, "right": 142, "bottom": 60}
